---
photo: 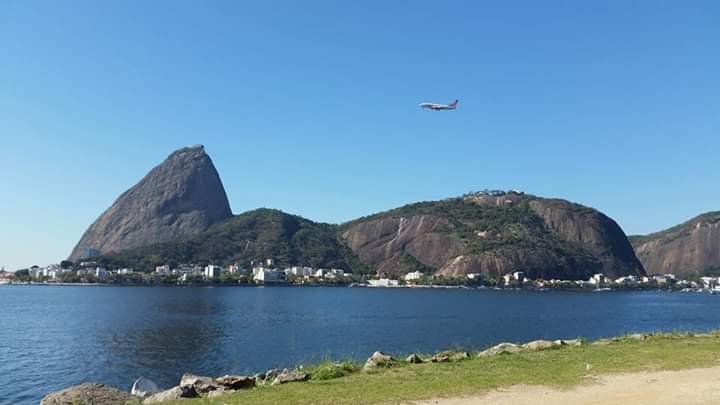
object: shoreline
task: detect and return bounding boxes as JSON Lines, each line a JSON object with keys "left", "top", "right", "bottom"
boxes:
{"left": 2, "top": 282, "right": 702, "bottom": 293}
{"left": 41, "top": 331, "right": 720, "bottom": 404}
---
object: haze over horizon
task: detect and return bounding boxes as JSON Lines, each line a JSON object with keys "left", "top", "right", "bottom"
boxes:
{"left": 1, "top": 1, "right": 719, "bottom": 270}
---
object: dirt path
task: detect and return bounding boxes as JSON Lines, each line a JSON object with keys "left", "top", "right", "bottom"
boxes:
{"left": 415, "top": 366, "right": 720, "bottom": 405}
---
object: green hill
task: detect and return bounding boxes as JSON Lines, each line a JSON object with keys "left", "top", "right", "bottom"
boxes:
{"left": 93, "top": 209, "right": 364, "bottom": 272}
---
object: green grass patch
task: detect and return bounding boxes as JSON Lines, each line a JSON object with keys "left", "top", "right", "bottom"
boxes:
{"left": 307, "top": 360, "right": 360, "bottom": 381}
{"left": 164, "top": 333, "right": 720, "bottom": 405}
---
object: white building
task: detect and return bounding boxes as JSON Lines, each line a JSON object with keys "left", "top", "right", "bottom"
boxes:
{"left": 227, "top": 264, "right": 246, "bottom": 274}
{"left": 404, "top": 271, "right": 423, "bottom": 281}
{"left": 324, "top": 269, "right": 345, "bottom": 279}
{"left": 117, "top": 268, "right": 134, "bottom": 275}
{"left": 503, "top": 271, "right": 525, "bottom": 286}
{"left": 615, "top": 275, "right": 638, "bottom": 286}
{"left": 94, "top": 267, "right": 108, "bottom": 280}
{"left": 286, "top": 266, "right": 314, "bottom": 277}
{"left": 47, "top": 268, "right": 66, "bottom": 280}
{"left": 589, "top": 273, "right": 609, "bottom": 287}
{"left": 204, "top": 265, "right": 224, "bottom": 279}
{"left": 700, "top": 277, "right": 717, "bottom": 289}
{"left": 155, "top": 265, "right": 171, "bottom": 275}
{"left": 368, "top": 279, "right": 399, "bottom": 287}
{"left": 254, "top": 269, "right": 287, "bottom": 283}
{"left": 253, "top": 265, "right": 270, "bottom": 276}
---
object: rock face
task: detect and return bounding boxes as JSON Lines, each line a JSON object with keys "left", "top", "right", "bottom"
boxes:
{"left": 522, "top": 340, "right": 556, "bottom": 351}
{"left": 478, "top": 343, "right": 523, "bottom": 356}
{"left": 430, "top": 351, "right": 469, "bottom": 362}
{"left": 179, "top": 373, "right": 220, "bottom": 394}
{"left": 131, "top": 376, "right": 160, "bottom": 397}
{"left": 215, "top": 375, "right": 256, "bottom": 390}
{"left": 143, "top": 385, "right": 197, "bottom": 404}
{"left": 631, "top": 212, "right": 720, "bottom": 277}
{"left": 69, "top": 145, "right": 232, "bottom": 261}
{"left": 363, "top": 351, "right": 395, "bottom": 370}
{"left": 341, "top": 194, "right": 644, "bottom": 280}
{"left": 271, "top": 369, "right": 310, "bottom": 385}
{"left": 41, "top": 383, "right": 132, "bottom": 405}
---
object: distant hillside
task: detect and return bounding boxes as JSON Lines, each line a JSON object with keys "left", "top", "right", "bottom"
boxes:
{"left": 73, "top": 146, "right": 645, "bottom": 280}
{"left": 90, "top": 194, "right": 645, "bottom": 280}
{"left": 631, "top": 211, "right": 720, "bottom": 277}
{"left": 94, "top": 209, "right": 364, "bottom": 272}
{"left": 340, "top": 193, "right": 644, "bottom": 280}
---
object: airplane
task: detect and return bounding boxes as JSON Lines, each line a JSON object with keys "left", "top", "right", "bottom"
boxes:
{"left": 419, "top": 99, "right": 459, "bottom": 111}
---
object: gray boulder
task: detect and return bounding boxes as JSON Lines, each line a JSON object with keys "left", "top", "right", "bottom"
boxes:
{"left": 363, "top": 351, "right": 395, "bottom": 370}
{"left": 206, "top": 387, "right": 228, "bottom": 399}
{"left": 262, "top": 368, "right": 280, "bottom": 383}
{"left": 131, "top": 376, "right": 160, "bottom": 397}
{"left": 272, "top": 368, "right": 310, "bottom": 385}
{"left": 431, "top": 351, "right": 469, "bottom": 362}
{"left": 215, "top": 375, "right": 256, "bottom": 390}
{"left": 41, "top": 383, "right": 132, "bottom": 405}
{"left": 143, "top": 385, "right": 198, "bottom": 404}
{"left": 478, "top": 343, "right": 523, "bottom": 357}
{"left": 554, "top": 338, "right": 582, "bottom": 346}
{"left": 179, "top": 373, "right": 220, "bottom": 394}
{"left": 405, "top": 353, "right": 424, "bottom": 364}
{"left": 522, "top": 340, "right": 556, "bottom": 351}
{"left": 627, "top": 333, "right": 648, "bottom": 341}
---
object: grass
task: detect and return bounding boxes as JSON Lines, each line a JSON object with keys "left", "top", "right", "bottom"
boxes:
{"left": 164, "top": 333, "right": 720, "bottom": 404}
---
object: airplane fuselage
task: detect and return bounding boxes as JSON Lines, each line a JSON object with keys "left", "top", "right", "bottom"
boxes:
{"left": 419, "top": 100, "right": 458, "bottom": 111}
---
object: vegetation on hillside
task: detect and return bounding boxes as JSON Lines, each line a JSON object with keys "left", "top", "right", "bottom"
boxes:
{"left": 88, "top": 195, "right": 625, "bottom": 278}
{"left": 344, "top": 197, "right": 599, "bottom": 269}
{"left": 92, "top": 209, "right": 365, "bottom": 272}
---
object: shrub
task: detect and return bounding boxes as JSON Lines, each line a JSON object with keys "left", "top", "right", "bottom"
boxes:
{"left": 310, "top": 360, "right": 360, "bottom": 381}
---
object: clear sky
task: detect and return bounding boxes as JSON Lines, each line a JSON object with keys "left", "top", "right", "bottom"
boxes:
{"left": 1, "top": 1, "right": 718, "bottom": 270}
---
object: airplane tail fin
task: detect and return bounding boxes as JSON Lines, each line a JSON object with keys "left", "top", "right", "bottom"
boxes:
{"left": 450, "top": 99, "right": 459, "bottom": 108}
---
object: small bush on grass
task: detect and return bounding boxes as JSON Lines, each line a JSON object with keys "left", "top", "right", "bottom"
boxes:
{"left": 310, "top": 360, "right": 360, "bottom": 381}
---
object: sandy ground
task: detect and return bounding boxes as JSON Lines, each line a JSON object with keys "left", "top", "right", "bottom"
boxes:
{"left": 415, "top": 366, "right": 720, "bottom": 405}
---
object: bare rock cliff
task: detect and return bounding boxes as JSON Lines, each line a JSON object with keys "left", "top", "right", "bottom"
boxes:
{"left": 341, "top": 195, "right": 644, "bottom": 280}
{"left": 69, "top": 145, "right": 232, "bottom": 261}
{"left": 631, "top": 212, "right": 720, "bottom": 277}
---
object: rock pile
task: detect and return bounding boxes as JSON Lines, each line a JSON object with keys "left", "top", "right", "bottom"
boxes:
{"left": 42, "top": 336, "right": 596, "bottom": 403}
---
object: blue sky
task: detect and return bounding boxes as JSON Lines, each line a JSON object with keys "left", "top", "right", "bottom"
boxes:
{"left": 1, "top": 1, "right": 718, "bottom": 270}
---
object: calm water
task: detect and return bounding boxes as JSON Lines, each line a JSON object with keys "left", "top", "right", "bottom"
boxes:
{"left": 2, "top": 286, "right": 720, "bottom": 404}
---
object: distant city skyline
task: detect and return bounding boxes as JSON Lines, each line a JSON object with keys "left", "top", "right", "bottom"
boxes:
{"left": 2, "top": 1, "right": 719, "bottom": 270}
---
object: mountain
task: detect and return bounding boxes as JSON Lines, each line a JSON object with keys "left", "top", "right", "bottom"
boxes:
{"left": 341, "top": 193, "right": 644, "bottom": 280}
{"left": 68, "top": 145, "right": 232, "bottom": 261}
{"left": 630, "top": 212, "right": 720, "bottom": 277}
{"left": 72, "top": 146, "right": 644, "bottom": 280}
{"left": 93, "top": 209, "right": 361, "bottom": 272}
{"left": 88, "top": 192, "right": 644, "bottom": 280}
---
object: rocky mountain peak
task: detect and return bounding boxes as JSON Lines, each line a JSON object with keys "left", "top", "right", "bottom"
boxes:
{"left": 68, "top": 146, "right": 232, "bottom": 261}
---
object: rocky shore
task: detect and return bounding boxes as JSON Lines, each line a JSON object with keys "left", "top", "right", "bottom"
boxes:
{"left": 40, "top": 332, "right": 710, "bottom": 404}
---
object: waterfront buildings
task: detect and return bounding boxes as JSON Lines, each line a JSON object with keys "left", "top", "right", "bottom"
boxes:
{"left": 204, "top": 265, "right": 224, "bottom": 280}
{"left": 253, "top": 268, "right": 287, "bottom": 283}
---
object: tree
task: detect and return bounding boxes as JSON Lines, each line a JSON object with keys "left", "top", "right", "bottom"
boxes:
{"left": 14, "top": 269, "right": 30, "bottom": 282}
